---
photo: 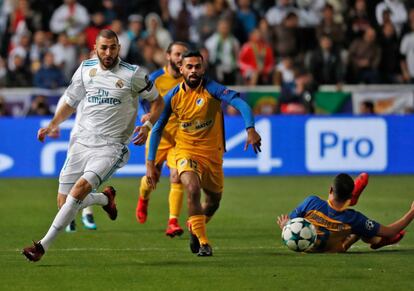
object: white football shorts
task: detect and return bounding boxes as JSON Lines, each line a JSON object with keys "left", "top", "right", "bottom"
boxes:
{"left": 58, "top": 141, "right": 130, "bottom": 195}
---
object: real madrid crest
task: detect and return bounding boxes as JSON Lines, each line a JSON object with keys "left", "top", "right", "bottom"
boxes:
{"left": 116, "top": 79, "right": 124, "bottom": 88}
{"left": 89, "top": 68, "right": 97, "bottom": 77}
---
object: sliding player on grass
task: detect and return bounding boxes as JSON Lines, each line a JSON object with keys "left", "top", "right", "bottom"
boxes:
{"left": 277, "top": 173, "right": 413, "bottom": 252}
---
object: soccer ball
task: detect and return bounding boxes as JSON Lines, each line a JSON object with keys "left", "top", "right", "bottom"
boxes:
{"left": 282, "top": 217, "right": 317, "bottom": 252}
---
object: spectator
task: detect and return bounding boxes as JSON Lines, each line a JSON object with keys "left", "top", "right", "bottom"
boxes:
{"left": 125, "top": 14, "right": 146, "bottom": 65}
{"left": 145, "top": 12, "right": 173, "bottom": 50}
{"left": 110, "top": 19, "right": 130, "bottom": 59}
{"left": 0, "top": 57, "right": 6, "bottom": 87}
{"left": 205, "top": 18, "right": 240, "bottom": 85}
{"left": 49, "top": 32, "right": 77, "bottom": 82}
{"left": 199, "top": 46, "right": 216, "bottom": 80}
{"left": 278, "top": 68, "right": 317, "bottom": 114}
{"left": 26, "top": 95, "right": 51, "bottom": 116}
{"left": 0, "top": 95, "right": 11, "bottom": 116}
{"left": 33, "top": 51, "right": 66, "bottom": 89}
{"left": 296, "top": 0, "right": 325, "bottom": 27}
{"left": 238, "top": 28, "right": 274, "bottom": 86}
{"left": 378, "top": 22, "right": 401, "bottom": 83}
{"left": 400, "top": 21, "right": 414, "bottom": 83}
{"left": 6, "top": 54, "right": 32, "bottom": 87}
{"left": 376, "top": 0, "right": 407, "bottom": 36}
{"left": 257, "top": 17, "right": 272, "bottom": 44}
{"left": 102, "top": 0, "right": 120, "bottom": 25}
{"left": 49, "top": 0, "right": 90, "bottom": 38}
{"left": 85, "top": 11, "right": 110, "bottom": 51}
{"left": 29, "top": 30, "right": 49, "bottom": 64}
{"left": 265, "top": 0, "right": 298, "bottom": 27}
{"left": 346, "top": 0, "right": 372, "bottom": 43}
{"left": 316, "top": 4, "right": 345, "bottom": 49}
{"left": 360, "top": 100, "right": 375, "bottom": 114}
{"left": 196, "top": 1, "right": 219, "bottom": 44}
{"left": 7, "top": 32, "right": 31, "bottom": 71}
{"left": 235, "top": 0, "right": 258, "bottom": 44}
{"left": 347, "top": 26, "right": 381, "bottom": 84}
{"left": 272, "top": 12, "right": 301, "bottom": 59}
{"left": 274, "top": 56, "right": 295, "bottom": 89}
{"left": 4, "top": 0, "right": 38, "bottom": 51}
{"left": 307, "top": 34, "right": 344, "bottom": 86}
{"left": 401, "top": 7, "right": 414, "bottom": 37}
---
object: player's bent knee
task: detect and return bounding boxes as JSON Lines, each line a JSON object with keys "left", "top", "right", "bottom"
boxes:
{"left": 57, "top": 193, "right": 67, "bottom": 209}
{"left": 170, "top": 171, "right": 180, "bottom": 183}
{"left": 71, "top": 175, "right": 95, "bottom": 199}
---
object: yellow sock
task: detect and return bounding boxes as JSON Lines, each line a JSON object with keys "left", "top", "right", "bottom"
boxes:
{"left": 169, "top": 183, "right": 184, "bottom": 219}
{"left": 139, "top": 176, "right": 152, "bottom": 200}
{"left": 189, "top": 215, "right": 209, "bottom": 245}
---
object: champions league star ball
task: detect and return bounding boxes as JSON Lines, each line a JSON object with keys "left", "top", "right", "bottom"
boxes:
{"left": 282, "top": 218, "right": 317, "bottom": 252}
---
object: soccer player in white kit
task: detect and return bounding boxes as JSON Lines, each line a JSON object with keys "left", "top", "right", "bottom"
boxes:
{"left": 22, "top": 29, "right": 164, "bottom": 262}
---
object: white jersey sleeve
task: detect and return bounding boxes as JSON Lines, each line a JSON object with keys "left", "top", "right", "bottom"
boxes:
{"left": 63, "top": 64, "right": 87, "bottom": 108}
{"left": 132, "top": 67, "right": 158, "bottom": 102}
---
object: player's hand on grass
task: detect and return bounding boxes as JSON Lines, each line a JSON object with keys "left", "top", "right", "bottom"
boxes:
{"left": 146, "top": 160, "right": 160, "bottom": 190}
{"left": 132, "top": 125, "right": 149, "bottom": 145}
{"left": 277, "top": 214, "right": 289, "bottom": 230}
{"left": 37, "top": 126, "right": 60, "bottom": 142}
{"left": 244, "top": 127, "right": 262, "bottom": 154}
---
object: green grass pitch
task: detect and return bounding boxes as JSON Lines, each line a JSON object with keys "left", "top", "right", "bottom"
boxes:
{"left": 0, "top": 176, "right": 413, "bottom": 291}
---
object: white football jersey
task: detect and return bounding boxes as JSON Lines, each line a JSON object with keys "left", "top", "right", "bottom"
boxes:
{"left": 63, "top": 58, "right": 158, "bottom": 146}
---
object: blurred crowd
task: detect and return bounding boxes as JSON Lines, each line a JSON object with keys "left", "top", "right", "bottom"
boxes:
{"left": 1, "top": 0, "right": 414, "bottom": 116}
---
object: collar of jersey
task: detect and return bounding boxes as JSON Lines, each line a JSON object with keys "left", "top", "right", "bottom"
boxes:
{"left": 327, "top": 199, "right": 350, "bottom": 212}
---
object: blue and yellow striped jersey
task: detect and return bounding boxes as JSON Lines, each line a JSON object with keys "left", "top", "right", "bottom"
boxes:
{"left": 290, "top": 196, "right": 380, "bottom": 252}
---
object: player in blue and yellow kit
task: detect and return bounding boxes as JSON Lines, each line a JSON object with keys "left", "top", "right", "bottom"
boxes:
{"left": 277, "top": 173, "right": 414, "bottom": 252}
{"left": 136, "top": 42, "right": 189, "bottom": 237}
{"left": 146, "top": 51, "right": 262, "bottom": 256}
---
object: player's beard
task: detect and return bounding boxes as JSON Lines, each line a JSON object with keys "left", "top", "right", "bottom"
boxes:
{"left": 98, "top": 54, "right": 118, "bottom": 70}
{"left": 170, "top": 60, "right": 181, "bottom": 75}
{"left": 184, "top": 74, "right": 202, "bottom": 89}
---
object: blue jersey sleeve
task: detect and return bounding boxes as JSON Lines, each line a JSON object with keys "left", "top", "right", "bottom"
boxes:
{"left": 147, "top": 86, "right": 178, "bottom": 161}
{"left": 289, "top": 196, "right": 319, "bottom": 219}
{"left": 139, "top": 69, "right": 164, "bottom": 113}
{"left": 205, "top": 78, "right": 255, "bottom": 129}
{"left": 349, "top": 211, "right": 380, "bottom": 238}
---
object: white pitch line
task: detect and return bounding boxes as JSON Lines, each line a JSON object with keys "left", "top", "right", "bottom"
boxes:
{"left": 6, "top": 246, "right": 279, "bottom": 253}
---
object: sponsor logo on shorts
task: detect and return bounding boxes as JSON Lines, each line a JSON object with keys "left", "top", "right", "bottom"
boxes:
{"left": 179, "top": 159, "right": 187, "bottom": 167}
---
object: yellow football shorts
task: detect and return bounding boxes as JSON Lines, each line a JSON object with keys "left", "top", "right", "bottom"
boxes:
{"left": 176, "top": 152, "right": 224, "bottom": 193}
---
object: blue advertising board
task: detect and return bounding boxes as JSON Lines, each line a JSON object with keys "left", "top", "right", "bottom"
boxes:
{"left": 1, "top": 115, "right": 414, "bottom": 177}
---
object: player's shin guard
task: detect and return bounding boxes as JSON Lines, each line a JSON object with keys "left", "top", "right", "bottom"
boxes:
{"left": 139, "top": 176, "right": 152, "bottom": 200}
{"left": 40, "top": 195, "right": 83, "bottom": 251}
{"left": 188, "top": 215, "right": 209, "bottom": 245}
{"left": 169, "top": 183, "right": 184, "bottom": 218}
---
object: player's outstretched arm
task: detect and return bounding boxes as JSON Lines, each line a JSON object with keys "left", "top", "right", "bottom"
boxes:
{"left": 377, "top": 201, "right": 414, "bottom": 237}
{"left": 38, "top": 102, "right": 75, "bottom": 142}
{"left": 133, "top": 96, "right": 164, "bottom": 145}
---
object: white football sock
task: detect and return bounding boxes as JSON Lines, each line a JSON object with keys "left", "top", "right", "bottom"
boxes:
{"left": 82, "top": 206, "right": 93, "bottom": 216}
{"left": 40, "top": 195, "right": 83, "bottom": 251}
{"left": 81, "top": 192, "right": 108, "bottom": 208}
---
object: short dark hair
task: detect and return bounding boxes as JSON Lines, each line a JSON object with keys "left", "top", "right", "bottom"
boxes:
{"left": 96, "top": 29, "right": 119, "bottom": 43}
{"left": 332, "top": 173, "right": 354, "bottom": 202}
{"left": 166, "top": 41, "right": 190, "bottom": 54}
{"left": 182, "top": 50, "right": 204, "bottom": 61}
